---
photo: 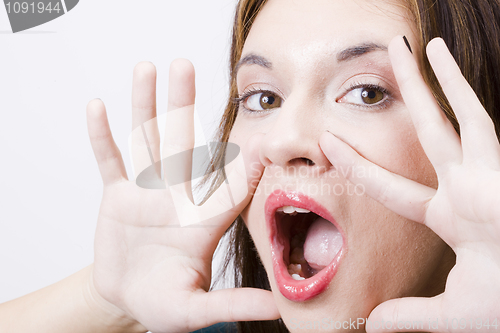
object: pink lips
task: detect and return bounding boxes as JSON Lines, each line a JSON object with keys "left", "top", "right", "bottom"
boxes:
{"left": 265, "top": 190, "right": 346, "bottom": 302}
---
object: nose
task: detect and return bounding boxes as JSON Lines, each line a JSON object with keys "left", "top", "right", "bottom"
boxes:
{"left": 259, "top": 94, "right": 333, "bottom": 173}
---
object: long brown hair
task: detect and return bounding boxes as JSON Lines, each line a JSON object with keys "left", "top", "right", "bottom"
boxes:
{"left": 206, "top": 1, "right": 500, "bottom": 332}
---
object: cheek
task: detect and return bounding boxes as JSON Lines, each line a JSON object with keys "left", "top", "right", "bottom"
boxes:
{"left": 330, "top": 114, "right": 443, "bottom": 300}
{"left": 228, "top": 115, "right": 260, "bottom": 147}
{"left": 344, "top": 117, "right": 443, "bottom": 298}
{"left": 228, "top": 117, "right": 244, "bottom": 147}
{"left": 356, "top": 113, "right": 437, "bottom": 187}
{"left": 228, "top": 115, "right": 272, "bottom": 262}
{"left": 348, "top": 199, "right": 446, "bottom": 300}
{"left": 239, "top": 192, "right": 275, "bottom": 271}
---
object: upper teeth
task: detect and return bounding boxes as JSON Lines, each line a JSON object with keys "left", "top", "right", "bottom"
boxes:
{"left": 277, "top": 206, "right": 311, "bottom": 215}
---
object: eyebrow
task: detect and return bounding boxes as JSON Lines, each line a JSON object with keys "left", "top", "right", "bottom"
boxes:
{"left": 235, "top": 42, "right": 388, "bottom": 75}
{"left": 336, "top": 42, "right": 388, "bottom": 62}
{"left": 235, "top": 53, "right": 272, "bottom": 74}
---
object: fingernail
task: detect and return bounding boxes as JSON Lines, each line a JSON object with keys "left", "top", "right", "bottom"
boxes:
{"left": 403, "top": 36, "right": 413, "bottom": 54}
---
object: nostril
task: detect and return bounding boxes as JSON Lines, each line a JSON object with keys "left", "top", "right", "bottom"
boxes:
{"left": 296, "top": 157, "right": 315, "bottom": 166}
{"left": 302, "top": 157, "right": 315, "bottom": 165}
{"left": 305, "top": 158, "right": 315, "bottom": 166}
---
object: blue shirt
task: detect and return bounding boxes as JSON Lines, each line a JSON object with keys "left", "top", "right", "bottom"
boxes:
{"left": 190, "top": 322, "right": 237, "bottom": 333}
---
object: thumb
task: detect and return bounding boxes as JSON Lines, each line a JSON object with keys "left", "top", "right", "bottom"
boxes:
{"left": 191, "top": 288, "right": 279, "bottom": 329}
{"left": 172, "top": 133, "right": 265, "bottom": 229}
{"left": 366, "top": 296, "right": 443, "bottom": 333}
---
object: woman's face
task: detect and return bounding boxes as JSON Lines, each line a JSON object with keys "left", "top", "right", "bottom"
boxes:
{"left": 229, "top": 0, "right": 453, "bottom": 330}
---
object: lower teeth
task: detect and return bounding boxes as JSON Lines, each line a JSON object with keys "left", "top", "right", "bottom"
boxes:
{"left": 288, "top": 262, "right": 306, "bottom": 280}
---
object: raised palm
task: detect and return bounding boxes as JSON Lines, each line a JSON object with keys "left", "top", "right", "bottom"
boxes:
{"left": 86, "top": 60, "right": 279, "bottom": 333}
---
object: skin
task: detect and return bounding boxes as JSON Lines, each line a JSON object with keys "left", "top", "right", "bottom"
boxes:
{"left": 230, "top": 0, "right": 454, "bottom": 330}
{"left": 2, "top": 0, "right": 500, "bottom": 332}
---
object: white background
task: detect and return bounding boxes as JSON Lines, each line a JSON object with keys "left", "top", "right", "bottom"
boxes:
{"left": 0, "top": 0, "right": 235, "bottom": 303}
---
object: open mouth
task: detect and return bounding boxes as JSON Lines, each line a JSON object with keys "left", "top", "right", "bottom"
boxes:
{"left": 265, "top": 190, "right": 345, "bottom": 302}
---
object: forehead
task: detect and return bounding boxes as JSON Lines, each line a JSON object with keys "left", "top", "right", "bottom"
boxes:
{"left": 243, "top": 0, "right": 413, "bottom": 61}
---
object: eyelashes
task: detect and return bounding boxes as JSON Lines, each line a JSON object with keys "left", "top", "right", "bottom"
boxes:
{"left": 233, "top": 87, "right": 284, "bottom": 113}
{"left": 337, "top": 82, "right": 393, "bottom": 109}
{"left": 235, "top": 82, "right": 393, "bottom": 113}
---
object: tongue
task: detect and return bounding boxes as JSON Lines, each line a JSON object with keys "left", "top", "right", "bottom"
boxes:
{"left": 303, "top": 217, "right": 343, "bottom": 271}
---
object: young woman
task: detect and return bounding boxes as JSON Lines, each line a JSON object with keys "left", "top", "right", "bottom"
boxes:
{"left": 1, "top": 0, "right": 499, "bottom": 332}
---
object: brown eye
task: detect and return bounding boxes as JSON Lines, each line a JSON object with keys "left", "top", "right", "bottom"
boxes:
{"left": 361, "top": 88, "right": 384, "bottom": 104}
{"left": 245, "top": 91, "right": 282, "bottom": 111}
{"left": 339, "top": 85, "right": 388, "bottom": 108}
{"left": 260, "top": 93, "right": 281, "bottom": 109}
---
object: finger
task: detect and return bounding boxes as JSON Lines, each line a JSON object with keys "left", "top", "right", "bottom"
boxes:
{"left": 366, "top": 296, "right": 443, "bottom": 333}
{"left": 426, "top": 38, "right": 500, "bottom": 168}
{"left": 163, "top": 59, "right": 196, "bottom": 200}
{"left": 389, "top": 35, "right": 463, "bottom": 173}
{"left": 130, "top": 62, "right": 161, "bottom": 179}
{"left": 320, "top": 131, "right": 435, "bottom": 224}
{"left": 87, "top": 99, "right": 128, "bottom": 185}
{"left": 169, "top": 134, "right": 264, "bottom": 236}
{"left": 202, "top": 134, "right": 264, "bottom": 229}
{"left": 191, "top": 288, "right": 280, "bottom": 329}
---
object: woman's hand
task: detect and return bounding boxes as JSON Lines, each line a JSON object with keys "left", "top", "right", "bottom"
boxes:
{"left": 86, "top": 60, "right": 279, "bottom": 333}
{"left": 320, "top": 36, "right": 500, "bottom": 332}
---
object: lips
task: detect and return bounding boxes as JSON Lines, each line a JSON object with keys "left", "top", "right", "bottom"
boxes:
{"left": 265, "top": 190, "right": 346, "bottom": 302}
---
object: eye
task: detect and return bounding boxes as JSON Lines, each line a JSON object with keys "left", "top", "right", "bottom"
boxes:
{"left": 243, "top": 91, "right": 282, "bottom": 111}
{"left": 339, "top": 85, "right": 388, "bottom": 107}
